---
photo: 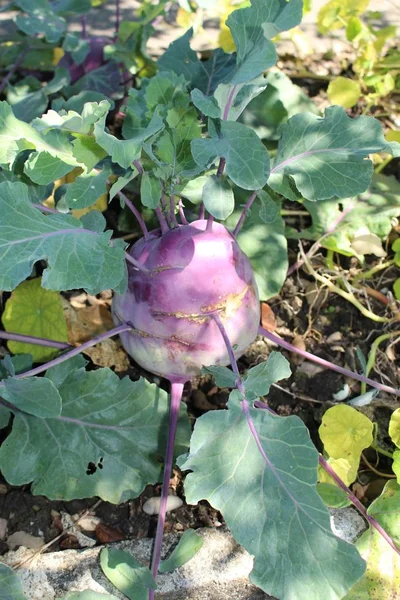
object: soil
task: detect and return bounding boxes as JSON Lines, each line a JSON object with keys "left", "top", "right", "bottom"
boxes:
{"left": 0, "top": 1, "right": 399, "bottom": 570}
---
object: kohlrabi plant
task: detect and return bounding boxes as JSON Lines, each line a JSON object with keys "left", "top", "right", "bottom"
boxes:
{"left": 0, "top": 1, "right": 400, "bottom": 599}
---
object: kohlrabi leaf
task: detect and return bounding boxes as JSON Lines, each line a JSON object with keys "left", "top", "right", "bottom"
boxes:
{"left": 226, "top": 0, "right": 303, "bottom": 84}
{"left": 269, "top": 106, "right": 394, "bottom": 201}
{"left": 190, "top": 89, "right": 221, "bottom": 119}
{"left": 15, "top": 0, "right": 66, "bottom": 43}
{"left": 0, "top": 406, "right": 11, "bottom": 430}
{"left": 214, "top": 76, "right": 268, "bottom": 123}
{"left": 201, "top": 175, "right": 235, "bottom": 220}
{"left": 0, "top": 355, "right": 33, "bottom": 380}
{"left": 191, "top": 120, "right": 270, "bottom": 190}
{"left": 140, "top": 171, "right": 162, "bottom": 209}
{"left": 53, "top": 0, "right": 92, "bottom": 16}
{"left": 2, "top": 277, "right": 68, "bottom": 363}
{"left": 0, "top": 371, "right": 190, "bottom": 502}
{"left": 64, "top": 169, "right": 109, "bottom": 210}
{"left": 24, "top": 151, "right": 73, "bottom": 185}
{"left": 226, "top": 193, "right": 287, "bottom": 300}
{"left": 0, "top": 181, "right": 127, "bottom": 294}
{"left": 2, "top": 377, "right": 62, "bottom": 419}
{"left": 0, "top": 168, "right": 52, "bottom": 204}
{"left": 159, "top": 529, "right": 204, "bottom": 573}
{"left": 319, "top": 405, "right": 374, "bottom": 464}
{"left": 66, "top": 62, "right": 122, "bottom": 98}
{"left": 343, "top": 480, "right": 400, "bottom": 599}
{"left": 100, "top": 548, "right": 156, "bottom": 600}
{"left": 179, "top": 386, "right": 365, "bottom": 599}
{"left": 0, "top": 563, "right": 27, "bottom": 600}
{"left": 243, "top": 351, "right": 291, "bottom": 399}
{"left": 201, "top": 365, "right": 238, "bottom": 388}
{"left": 9, "top": 89, "right": 48, "bottom": 123}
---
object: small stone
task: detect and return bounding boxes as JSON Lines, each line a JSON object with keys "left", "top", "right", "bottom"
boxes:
{"left": 0, "top": 518, "right": 8, "bottom": 540}
{"left": 330, "top": 507, "right": 367, "bottom": 543}
{"left": 7, "top": 531, "right": 44, "bottom": 551}
{"left": 142, "top": 495, "right": 183, "bottom": 516}
{"left": 0, "top": 484, "right": 8, "bottom": 495}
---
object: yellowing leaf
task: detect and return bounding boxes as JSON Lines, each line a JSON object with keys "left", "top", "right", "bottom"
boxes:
{"left": 72, "top": 192, "right": 108, "bottom": 219}
{"left": 389, "top": 409, "right": 400, "bottom": 448}
{"left": 393, "top": 450, "right": 400, "bottom": 483}
{"left": 394, "top": 278, "right": 400, "bottom": 301}
{"left": 52, "top": 47, "right": 65, "bottom": 66}
{"left": 219, "top": 23, "right": 236, "bottom": 53}
{"left": 176, "top": 8, "right": 196, "bottom": 30}
{"left": 319, "top": 404, "right": 374, "bottom": 463}
{"left": 386, "top": 130, "right": 400, "bottom": 144}
{"left": 318, "top": 457, "right": 359, "bottom": 486}
{"left": 2, "top": 278, "right": 68, "bottom": 363}
{"left": 327, "top": 77, "right": 361, "bottom": 109}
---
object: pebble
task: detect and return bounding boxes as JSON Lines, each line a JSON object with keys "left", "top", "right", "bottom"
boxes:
{"left": 142, "top": 495, "right": 183, "bottom": 516}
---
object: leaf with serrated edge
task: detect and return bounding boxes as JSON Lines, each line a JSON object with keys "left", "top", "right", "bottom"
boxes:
{"left": 201, "top": 365, "right": 237, "bottom": 388}
{"left": 269, "top": 106, "right": 393, "bottom": 201}
{"left": 65, "top": 170, "right": 109, "bottom": 210}
{"left": 2, "top": 377, "right": 62, "bottom": 419}
{"left": 180, "top": 399, "right": 365, "bottom": 599}
{"left": 0, "top": 372, "right": 190, "bottom": 502}
{"left": 0, "top": 563, "right": 27, "bottom": 600}
{"left": 243, "top": 351, "right": 291, "bottom": 399}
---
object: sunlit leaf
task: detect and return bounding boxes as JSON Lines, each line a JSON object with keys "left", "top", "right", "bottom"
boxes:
{"left": 159, "top": 529, "right": 204, "bottom": 573}
{"left": 319, "top": 405, "right": 374, "bottom": 465}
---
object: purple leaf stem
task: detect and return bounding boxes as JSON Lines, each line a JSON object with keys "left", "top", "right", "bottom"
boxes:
{"left": 216, "top": 157, "right": 226, "bottom": 177}
{"left": 206, "top": 214, "right": 214, "bottom": 231}
{"left": 232, "top": 190, "right": 258, "bottom": 238}
{"left": 223, "top": 84, "right": 238, "bottom": 121}
{"left": 149, "top": 380, "right": 185, "bottom": 599}
{"left": 0, "top": 331, "right": 71, "bottom": 349}
{"left": 199, "top": 202, "right": 205, "bottom": 220}
{"left": 133, "top": 159, "right": 144, "bottom": 174}
{"left": 259, "top": 326, "right": 400, "bottom": 397}
{"left": 32, "top": 204, "right": 60, "bottom": 214}
{"left": 0, "top": 324, "right": 133, "bottom": 387}
{"left": 178, "top": 199, "right": 188, "bottom": 225}
{"left": 155, "top": 206, "right": 169, "bottom": 234}
{"left": 119, "top": 191, "right": 149, "bottom": 239}
{"left": 214, "top": 315, "right": 399, "bottom": 556}
{"left": 115, "top": 0, "right": 120, "bottom": 38}
{"left": 0, "top": 46, "right": 29, "bottom": 95}
{"left": 81, "top": 15, "right": 87, "bottom": 39}
{"left": 169, "top": 196, "right": 179, "bottom": 228}
{"left": 125, "top": 253, "right": 149, "bottom": 273}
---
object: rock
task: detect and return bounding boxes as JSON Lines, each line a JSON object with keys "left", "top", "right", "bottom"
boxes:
{"left": 2, "top": 528, "right": 272, "bottom": 599}
{"left": 330, "top": 507, "right": 367, "bottom": 543}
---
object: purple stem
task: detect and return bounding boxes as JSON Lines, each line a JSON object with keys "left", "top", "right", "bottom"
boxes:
{"left": 81, "top": 15, "right": 87, "bottom": 39}
{"left": 216, "top": 157, "right": 226, "bottom": 177}
{"left": 319, "top": 454, "right": 400, "bottom": 556}
{"left": 214, "top": 315, "right": 399, "bottom": 556}
{"left": 149, "top": 380, "right": 185, "bottom": 598}
{"left": 0, "top": 324, "right": 133, "bottom": 387}
{"left": 0, "top": 331, "right": 71, "bottom": 350}
{"left": 32, "top": 204, "right": 59, "bottom": 215}
{"left": 222, "top": 85, "right": 237, "bottom": 121}
{"left": 155, "top": 207, "right": 168, "bottom": 235}
{"left": 169, "top": 196, "right": 179, "bottom": 228}
{"left": 259, "top": 326, "right": 400, "bottom": 397}
{"left": 206, "top": 214, "right": 214, "bottom": 231}
{"left": 178, "top": 199, "right": 188, "bottom": 225}
{"left": 199, "top": 202, "right": 205, "bottom": 220}
{"left": 133, "top": 160, "right": 144, "bottom": 174}
{"left": 0, "top": 46, "right": 29, "bottom": 95}
{"left": 119, "top": 191, "right": 149, "bottom": 239}
{"left": 232, "top": 190, "right": 258, "bottom": 238}
{"left": 115, "top": 0, "right": 121, "bottom": 37}
{"left": 125, "top": 253, "right": 149, "bottom": 273}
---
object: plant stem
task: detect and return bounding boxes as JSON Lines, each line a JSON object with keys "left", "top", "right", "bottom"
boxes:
{"left": 32, "top": 204, "right": 60, "bottom": 214}
{"left": 0, "top": 331, "right": 71, "bottom": 349}
{"left": 178, "top": 199, "right": 188, "bottom": 225}
{"left": 133, "top": 159, "right": 144, "bottom": 174}
{"left": 222, "top": 85, "right": 238, "bottom": 121}
{"left": 199, "top": 202, "right": 205, "bottom": 220}
{"left": 149, "top": 380, "right": 185, "bottom": 599}
{"left": 372, "top": 444, "right": 394, "bottom": 459}
{"left": 115, "top": 0, "right": 120, "bottom": 37}
{"left": 119, "top": 191, "right": 149, "bottom": 239}
{"left": 352, "top": 259, "right": 395, "bottom": 282}
{"left": 81, "top": 15, "right": 87, "bottom": 39}
{"left": 233, "top": 190, "right": 258, "bottom": 238}
{"left": 206, "top": 214, "right": 214, "bottom": 231}
{"left": 169, "top": 195, "right": 179, "bottom": 228}
{"left": 258, "top": 326, "right": 400, "bottom": 397}
{"left": 125, "top": 253, "right": 149, "bottom": 273}
{"left": 0, "top": 45, "right": 29, "bottom": 95}
{"left": 361, "top": 452, "right": 396, "bottom": 479}
{"left": 360, "top": 331, "right": 400, "bottom": 394}
{"left": 155, "top": 206, "right": 169, "bottom": 234}
{"left": 0, "top": 324, "right": 133, "bottom": 387}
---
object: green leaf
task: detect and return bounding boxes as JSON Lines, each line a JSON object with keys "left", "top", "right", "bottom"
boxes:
{"left": 214, "top": 76, "right": 268, "bottom": 123}
{"left": 327, "top": 77, "right": 361, "bottom": 109}
{"left": 317, "top": 483, "right": 351, "bottom": 508}
{"left": 63, "top": 593, "right": 119, "bottom": 600}
{"left": 64, "top": 169, "right": 109, "bottom": 210}
{"left": 44, "top": 67, "right": 71, "bottom": 96}
{"left": 343, "top": 480, "right": 400, "bottom": 599}
{"left": 67, "top": 62, "right": 122, "bottom": 97}
{"left": 0, "top": 406, "right": 11, "bottom": 430}
{"left": 180, "top": 391, "right": 365, "bottom": 599}
{"left": 60, "top": 91, "right": 113, "bottom": 113}
{"left": 192, "top": 120, "right": 270, "bottom": 190}
{"left": 140, "top": 171, "right": 162, "bottom": 209}
{"left": 53, "top": 0, "right": 92, "bottom": 15}
{"left": 0, "top": 354, "right": 33, "bottom": 379}
{"left": 269, "top": 106, "right": 392, "bottom": 201}
{"left": 100, "top": 548, "right": 156, "bottom": 600}
{"left": 319, "top": 405, "right": 374, "bottom": 464}
{"left": 389, "top": 408, "right": 400, "bottom": 448}
{"left": 109, "top": 169, "right": 138, "bottom": 201}
{"left": 80, "top": 210, "right": 106, "bottom": 233}
{"left": 0, "top": 563, "right": 27, "bottom": 600}
{"left": 45, "top": 354, "right": 87, "bottom": 388}
{"left": 226, "top": 0, "right": 303, "bottom": 84}
{"left": 24, "top": 151, "right": 74, "bottom": 185}
{"left": 201, "top": 365, "right": 238, "bottom": 388}
{"left": 2, "top": 277, "right": 68, "bottom": 363}
{"left": 0, "top": 373, "right": 191, "bottom": 502}
{"left": 201, "top": 175, "right": 235, "bottom": 220}
{"left": 226, "top": 194, "right": 288, "bottom": 300}
{"left": 2, "top": 377, "right": 62, "bottom": 418}
{"left": 394, "top": 278, "right": 400, "bottom": 301}
{"left": 15, "top": 1, "right": 66, "bottom": 43}
{"left": 190, "top": 89, "right": 221, "bottom": 119}
{"left": 10, "top": 90, "right": 48, "bottom": 123}
{"left": 243, "top": 351, "right": 291, "bottom": 400}
{"left": 72, "top": 135, "right": 108, "bottom": 171}
{"left": 180, "top": 175, "right": 208, "bottom": 205}
{"left": 0, "top": 181, "right": 127, "bottom": 294}
{"left": 159, "top": 529, "right": 204, "bottom": 573}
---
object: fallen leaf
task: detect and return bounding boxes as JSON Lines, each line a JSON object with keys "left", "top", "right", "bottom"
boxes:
{"left": 62, "top": 297, "right": 129, "bottom": 371}
{"left": 95, "top": 523, "right": 125, "bottom": 544}
{"left": 261, "top": 303, "right": 277, "bottom": 332}
{"left": 6, "top": 531, "right": 44, "bottom": 550}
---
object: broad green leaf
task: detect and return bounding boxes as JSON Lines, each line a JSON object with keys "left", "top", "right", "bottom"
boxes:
{"left": 2, "top": 277, "right": 68, "bottom": 362}
{"left": 0, "top": 373, "right": 191, "bottom": 502}
{"left": 10, "top": 90, "right": 48, "bottom": 123}
{"left": 0, "top": 563, "right": 27, "bottom": 600}
{"left": 243, "top": 351, "right": 291, "bottom": 399}
{"left": 2, "top": 377, "right": 62, "bottom": 418}
{"left": 0, "top": 406, "right": 11, "bottom": 429}
{"left": 180, "top": 396, "right": 365, "bottom": 599}
{"left": 190, "top": 89, "right": 221, "bottom": 119}
{"left": 60, "top": 91, "right": 113, "bottom": 113}
{"left": 53, "top": 0, "right": 92, "bottom": 15}
{"left": 0, "top": 166, "right": 52, "bottom": 204}
{"left": 317, "top": 483, "right": 351, "bottom": 508}
{"left": 201, "top": 365, "right": 238, "bottom": 388}
{"left": 327, "top": 77, "right": 361, "bottom": 108}
{"left": 180, "top": 175, "right": 208, "bottom": 205}
{"left": 109, "top": 169, "right": 138, "bottom": 201}
{"left": 0, "top": 181, "right": 127, "bottom": 294}
{"left": 15, "top": 2, "right": 66, "bottom": 44}
{"left": 201, "top": 175, "right": 235, "bottom": 220}
{"left": 159, "top": 529, "right": 204, "bottom": 573}
{"left": 67, "top": 62, "right": 122, "bottom": 98}
{"left": 214, "top": 76, "right": 268, "bottom": 123}
{"left": 269, "top": 106, "right": 393, "bottom": 201}
{"left": 72, "top": 135, "right": 108, "bottom": 171}
{"left": 33, "top": 100, "right": 110, "bottom": 136}
{"left": 0, "top": 354, "right": 33, "bottom": 379}
{"left": 45, "top": 354, "right": 87, "bottom": 388}
{"left": 100, "top": 548, "right": 156, "bottom": 600}
{"left": 80, "top": 211, "right": 106, "bottom": 233}
{"left": 24, "top": 151, "right": 74, "bottom": 185}
{"left": 343, "top": 480, "right": 400, "bottom": 599}
{"left": 319, "top": 405, "right": 374, "bottom": 463}
{"left": 226, "top": 0, "right": 303, "bottom": 84}
{"left": 191, "top": 120, "right": 270, "bottom": 190}
{"left": 226, "top": 194, "right": 287, "bottom": 300}
{"left": 64, "top": 169, "right": 109, "bottom": 210}
{"left": 140, "top": 172, "right": 162, "bottom": 209}
{"left": 389, "top": 408, "right": 400, "bottom": 448}
{"left": 44, "top": 68, "right": 71, "bottom": 96}
{"left": 258, "top": 189, "right": 280, "bottom": 223}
